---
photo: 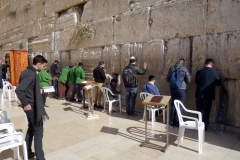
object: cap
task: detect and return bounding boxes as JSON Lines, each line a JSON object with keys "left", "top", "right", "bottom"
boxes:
{"left": 130, "top": 56, "right": 136, "bottom": 60}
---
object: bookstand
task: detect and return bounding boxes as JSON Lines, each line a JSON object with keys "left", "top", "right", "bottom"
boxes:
{"left": 83, "top": 84, "right": 99, "bottom": 119}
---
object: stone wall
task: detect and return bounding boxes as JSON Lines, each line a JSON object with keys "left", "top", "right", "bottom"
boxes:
{"left": 1, "top": 0, "right": 240, "bottom": 131}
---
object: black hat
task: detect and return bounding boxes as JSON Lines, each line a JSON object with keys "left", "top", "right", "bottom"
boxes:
{"left": 148, "top": 75, "right": 156, "bottom": 81}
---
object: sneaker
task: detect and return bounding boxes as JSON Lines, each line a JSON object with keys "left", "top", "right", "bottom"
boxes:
{"left": 77, "top": 99, "right": 82, "bottom": 103}
{"left": 44, "top": 105, "right": 49, "bottom": 108}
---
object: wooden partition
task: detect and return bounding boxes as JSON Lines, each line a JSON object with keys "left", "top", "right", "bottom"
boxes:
{"left": 8, "top": 50, "right": 28, "bottom": 86}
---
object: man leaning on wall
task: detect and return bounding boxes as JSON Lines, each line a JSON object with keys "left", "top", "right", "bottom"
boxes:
{"left": 195, "top": 59, "right": 221, "bottom": 131}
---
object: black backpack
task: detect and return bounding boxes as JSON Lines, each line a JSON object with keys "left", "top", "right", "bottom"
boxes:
{"left": 122, "top": 67, "right": 136, "bottom": 87}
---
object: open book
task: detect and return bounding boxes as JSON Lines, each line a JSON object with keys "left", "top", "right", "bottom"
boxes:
{"left": 42, "top": 86, "right": 55, "bottom": 93}
{"left": 83, "top": 85, "right": 92, "bottom": 90}
{"left": 150, "top": 96, "right": 163, "bottom": 103}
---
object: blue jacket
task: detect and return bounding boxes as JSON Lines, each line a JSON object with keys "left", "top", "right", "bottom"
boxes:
{"left": 142, "top": 83, "right": 160, "bottom": 95}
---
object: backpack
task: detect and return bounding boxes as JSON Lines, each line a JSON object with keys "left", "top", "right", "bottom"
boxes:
{"left": 169, "top": 67, "right": 183, "bottom": 89}
{"left": 122, "top": 67, "right": 136, "bottom": 87}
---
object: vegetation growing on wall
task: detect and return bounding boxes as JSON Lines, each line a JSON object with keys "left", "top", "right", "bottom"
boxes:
{"left": 23, "top": 3, "right": 32, "bottom": 13}
{"left": 42, "top": 0, "right": 45, "bottom": 5}
{"left": 0, "top": 44, "right": 3, "bottom": 49}
{"left": 129, "top": 0, "right": 135, "bottom": 4}
{"left": 69, "top": 22, "right": 95, "bottom": 46}
{"left": 19, "top": 42, "right": 23, "bottom": 49}
{"left": 8, "top": 11, "right": 16, "bottom": 19}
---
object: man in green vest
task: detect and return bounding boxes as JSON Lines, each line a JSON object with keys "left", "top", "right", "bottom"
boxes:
{"left": 38, "top": 67, "right": 52, "bottom": 107}
{"left": 75, "top": 62, "right": 85, "bottom": 102}
{"left": 58, "top": 66, "right": 71, "bottom": 99}
{"left": 69, "top": 62, "right": 78, "bottom": 101}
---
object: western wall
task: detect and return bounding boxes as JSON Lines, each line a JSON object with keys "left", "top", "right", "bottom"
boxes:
{"left": 0, "top": 0, "right": 240, "bottom": 132}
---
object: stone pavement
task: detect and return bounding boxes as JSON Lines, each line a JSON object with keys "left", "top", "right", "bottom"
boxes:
{"left": 0, "top": 96, "right": 239, "bottom": 160}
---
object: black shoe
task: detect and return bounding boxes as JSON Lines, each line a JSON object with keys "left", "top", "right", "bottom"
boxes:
{"left": 69, "top": 98, "right": 76, "bottom": 101}
{"left": 97, "top": 105, "right": 104, "bottom": 109}
{"left": 28, "top": 151, "right": 35, "bottom": 159}
{"left": 175, "top": 123, "right": 179, "bottom": 127}
{"left": 78, "top": 99, "right": 82, "bottom": 103}
{"left": 44, "top": 105, "right": 49, "bottom": 107}
{"left": 171, "top": 122, "right": 176, "bottom": 126}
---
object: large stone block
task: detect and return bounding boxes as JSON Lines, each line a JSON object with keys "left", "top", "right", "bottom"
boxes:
{"left": 142, "top": 39, "right": 164, "bottom": 75}
{"left": 151, "top": 0, "right": 205, "bottom": 39}
{"left": 164, "top": 38, "right": 191, "bottom": 75}
{"left": 131, "top": 0, "right": 168, "bottom": 11}
{"left": 71, "top": 47, "right": 102, "bottom": 80}
{"left": 114, "top": 8, "right": 150, "bottom": 44}
{"left": 28, "top": 35, "right": 53, "bottom": 53}
{"left": 81, "top": 0, "right": 129, "bottom": 22}
{"left": 207, "top": 0, "right": 240, "bottom": 34}
{"left": 45, "top": 0, "right": 87, "bottom": 14}
{"left": 228, "top": 33, "right": 240, "bottom": 79}
{"left": 121, "top": 43, "right": 145, "bottom": 71}
{"left": 192, "top": 33, "right": 239, "bottom": 79}
{"left": 53, "top": 27, "right": 76, "bottom": 51}
{"left": 102, "top": 45, "right": 121, "bottom": 75}
{"left": 77, "top": 17, "right": 114, "bottom": 48}
{"left": 39, "top": 13, "right": 56, "bottom": 35}
{"left": 1, "top": 26, "right": 24, "bottom": 44}
{"left": 224, "top": 80, "right": 240, "bottom": 127}
{"left": 56, "top": 7, "right": 81, "bottom": 31}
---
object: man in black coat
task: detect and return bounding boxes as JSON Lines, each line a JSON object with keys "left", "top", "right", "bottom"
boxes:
{"left": 16, "top": 55, "right": 49, "bottom": 160}
{"left": 105, "top": 78, "right": 120, "bottom": 112}
{"left": 50, "top": 60, "right": 59, "bottom": 98}
{"left": 93, "top": 61, "right": 106, "bottom": 108}
{"left": 195, "top": 59, "right": 221, "bottom": 130}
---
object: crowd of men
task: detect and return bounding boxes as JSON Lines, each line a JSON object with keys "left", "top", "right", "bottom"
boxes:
{"left": 13, "top": 54, "right": 221, "bottom": 159}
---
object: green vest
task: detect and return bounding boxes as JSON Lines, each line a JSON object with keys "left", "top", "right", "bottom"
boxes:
{"left": 75, "top": 67, "right": 86, "bottom": 84}
{"left": 38, "top": 70, "right": 52, "bottom": 88}
{"left": 58, "top": 67, "right": 70, "bottom": 84}
{"left": 69, "top": 66, "right": 77, "bottom": 84}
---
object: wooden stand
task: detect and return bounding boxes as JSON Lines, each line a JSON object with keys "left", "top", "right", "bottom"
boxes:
{"left": 141, "top": 95, "right": 171, "bottom": 152}
{"left": 83, "top": 83, "right": 99, "bottom": 119}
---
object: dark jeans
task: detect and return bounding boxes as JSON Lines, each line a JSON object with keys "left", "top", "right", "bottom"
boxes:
{"left": 170, "top": 88, "right": 186, "bottom": 124}
{"left": 77, "top": 84, "right": 83, "bottom": 101}
{"left": 196, "top": 98, "right": 212, "bottom": 128}
{"left": 24, "top": 109, "right": 45, "bottom": 160}
{"left": 126, "top": 87, "right": 138, "bottom": 115}
{"left": 52, "top": 80, "right": 58, "bottom": 97}
{"left": 70, "top": 84, "right": 77, "bottom": 100}
{"left": 42, "top": 93, "right": 48, "bottom": 106}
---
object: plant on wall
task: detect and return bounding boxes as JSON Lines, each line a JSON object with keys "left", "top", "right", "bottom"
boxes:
{"left": 129, "top": 0, "right": 135, "bottom": 4}
{"left": 19, "top": 42, "right": 23, "bottom": 49}
{"left": 0, "top": 44, "right": 3, "bottom": 49}
{"left": 8, "top": 11, "right": 16, "bottom": 19}
{"left": 69, "top": 22, "right": 95, "bottom": 46}
{"left": 23, "top": 3, "right": 32, "bottom": 13}
{"left": 77, "top": 22, "right": 95, "bottom": 39}
{"left": 42, "top": 0, "right": 45, "bottom": 5}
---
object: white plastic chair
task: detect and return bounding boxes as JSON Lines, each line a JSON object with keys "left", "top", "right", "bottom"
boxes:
{"left": 0, "top": 123, "right": 15, "bottom": 133}
{"left": 0, "top": 89, "right": 3, "bottom": 104}
{"left": 174, "top": 100, "right": 205, "bottom": 153}
{"left": 140, "top": 92, "right": 165, "bottom": 126}
{"left": 101, "top": 87, "right": 121, "bottom": 115}
{"left": 0, "top": 110, "right": 10, "bottom": 124}
{"left": 3, "top": 81, "right": 16, "bottom": 101}
{"left": 0, "top": 132, "right": 28, "bottom": 160}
